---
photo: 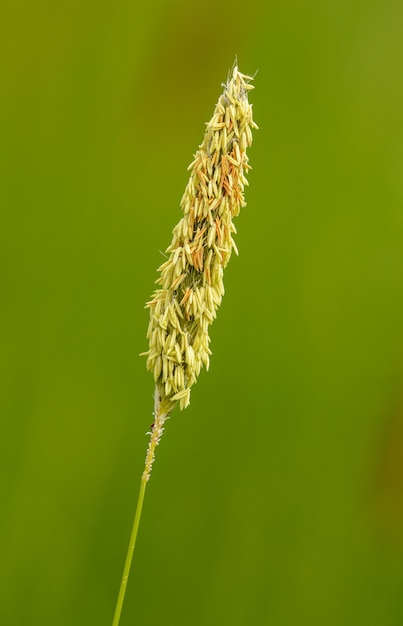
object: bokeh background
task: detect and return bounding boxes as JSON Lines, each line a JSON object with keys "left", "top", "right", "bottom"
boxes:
{"left": 1, "top": 1, "right": 403, "bottom": 625}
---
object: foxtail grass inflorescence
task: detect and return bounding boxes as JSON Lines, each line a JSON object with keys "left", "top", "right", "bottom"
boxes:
{"left": 112, "top": 65, "right": 257, "bottom": 626}
{"left": 142, "top": 65, "right": 257, "bottom": 481}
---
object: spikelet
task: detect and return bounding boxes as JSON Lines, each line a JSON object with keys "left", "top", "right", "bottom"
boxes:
{"left": 142, "top": 65, "right": 257, "bottom": 480}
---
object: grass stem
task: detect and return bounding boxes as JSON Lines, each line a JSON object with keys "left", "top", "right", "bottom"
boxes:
{"left": 112, "top": 475, "right": 147, "bottom": 626}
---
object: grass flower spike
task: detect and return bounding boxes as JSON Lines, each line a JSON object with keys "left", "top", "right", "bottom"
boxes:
{"left": 142, "top": 65, "right": 257, "bottom": 480}
{"left": 112, "top": 65, "right": 257, "bottom": 626}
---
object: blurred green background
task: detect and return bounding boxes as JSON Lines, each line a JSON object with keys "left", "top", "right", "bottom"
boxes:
{"left": 1, "top": 1, "right": 403, "bottom": 625}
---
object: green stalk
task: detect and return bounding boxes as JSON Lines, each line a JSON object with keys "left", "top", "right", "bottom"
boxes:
{"left": 112, "top": 399, "right": 168, "bottom": 625}
{"left": 112, "top": 475, "right": 147, "bottom": 626}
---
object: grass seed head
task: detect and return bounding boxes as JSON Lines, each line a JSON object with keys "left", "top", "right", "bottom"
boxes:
{"left": 144, "top": 65, "right": 257, "bottom": 416}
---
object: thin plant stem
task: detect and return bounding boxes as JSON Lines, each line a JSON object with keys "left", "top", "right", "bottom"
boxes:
{"left": 112, "top": 394, "right": 166, "bottom": 626}
{"left": 111, "top": 475, "right": 147, "bottom": 626}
